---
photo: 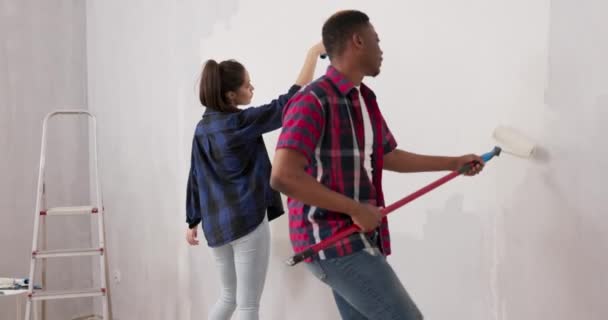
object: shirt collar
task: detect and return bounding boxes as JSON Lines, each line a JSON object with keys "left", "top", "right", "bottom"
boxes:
{"left": 325, "top": 65, "right": 376, "bottom": 99}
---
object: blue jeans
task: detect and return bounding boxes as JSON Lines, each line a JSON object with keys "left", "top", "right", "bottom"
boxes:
{"left": 305, "top": 248, "right": 423, "bottom": 320}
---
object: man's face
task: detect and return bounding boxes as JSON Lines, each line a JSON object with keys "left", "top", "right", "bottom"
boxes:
{"left": 358, "top": 23, "right": 383, "bottom": 77}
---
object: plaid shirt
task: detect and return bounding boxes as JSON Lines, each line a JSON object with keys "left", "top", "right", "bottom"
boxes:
{"left": 186, "top": 85, "right": 301, "bottom": 247}
{"left": 276, "top": 66, "right": 397, "bottom": 261}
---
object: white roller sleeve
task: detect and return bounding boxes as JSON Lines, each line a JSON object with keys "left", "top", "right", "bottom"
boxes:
{"left": 492, "top": 126, "right": 536, "bottom": 158}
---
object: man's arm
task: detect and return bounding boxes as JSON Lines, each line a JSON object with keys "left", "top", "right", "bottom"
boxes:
{"left": 270, "top": 93, "right": 381, "bottom": 232}
{"left": 271, "top": 149, "right": 359, "bottom": 216}
{"left": 384, "top": 149, "right": 484, "bottom": 175}
{"left": 271, "top": 149, "right": 381, "bottom": 232}
{"left": 378, "top": 112, "right": 483, "bottom": 175}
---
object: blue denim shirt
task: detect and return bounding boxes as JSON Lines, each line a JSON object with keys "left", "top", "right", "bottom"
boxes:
{"left": 186, "top": 85, "right": 301, "bottom": 247}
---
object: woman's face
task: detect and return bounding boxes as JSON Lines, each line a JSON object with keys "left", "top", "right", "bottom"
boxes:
{"left": 228, "top": 70, "right": 254, "bottom": 107}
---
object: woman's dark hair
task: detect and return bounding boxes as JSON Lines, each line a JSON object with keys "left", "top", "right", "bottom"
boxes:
{"left": 199, "top": 59, "right": 245, "bottom": 112}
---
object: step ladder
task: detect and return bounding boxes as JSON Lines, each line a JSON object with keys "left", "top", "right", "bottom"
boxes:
{"left": 25, "top": 110, "right": 110, "bottom": 320}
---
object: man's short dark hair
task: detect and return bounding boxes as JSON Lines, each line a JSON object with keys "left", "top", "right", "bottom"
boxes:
{"left": 322, "top": 10, "right": 370, "bottom": 59}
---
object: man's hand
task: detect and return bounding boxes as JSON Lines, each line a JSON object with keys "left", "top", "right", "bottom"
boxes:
{"left": 350, "top": 203, "right": 383, "bottom": 232}
{"left": 453, "top": 154, "right": 485, "bottom": 176}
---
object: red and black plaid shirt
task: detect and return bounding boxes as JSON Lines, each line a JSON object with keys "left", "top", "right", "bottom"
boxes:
{"left": 276, "top": 66, "right": 397, "bottom": 261}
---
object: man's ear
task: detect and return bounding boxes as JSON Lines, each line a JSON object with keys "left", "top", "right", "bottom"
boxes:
{"left": 352, "top": 32, "right": 365, "bottom": 49}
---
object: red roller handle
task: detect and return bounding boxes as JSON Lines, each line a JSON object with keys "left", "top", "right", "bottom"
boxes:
{"left": 285, "top": 169, "right": 462, "bottom": 266}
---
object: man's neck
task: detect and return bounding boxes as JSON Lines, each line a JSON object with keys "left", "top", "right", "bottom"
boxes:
{"left": 330, "top": 59, "right": 365, "bottom": 86}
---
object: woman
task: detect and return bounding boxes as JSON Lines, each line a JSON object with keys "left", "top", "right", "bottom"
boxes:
{"left": 186, "top": 42, "right": 325, "bottom": 320}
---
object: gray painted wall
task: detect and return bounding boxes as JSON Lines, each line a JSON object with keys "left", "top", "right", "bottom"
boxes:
{"left": 0, "top": 0, "right": 93, "bottom": 319}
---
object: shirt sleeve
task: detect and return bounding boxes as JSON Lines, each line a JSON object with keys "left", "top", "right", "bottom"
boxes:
{"left": 235, "top": 85, "right": 301, "bottom": 138}
{"left": 275, "top": 90, "right": 325, "bottom": 163}
{"left": 186, "top": 140, "right": 202, "bottom": 229}
{"left": 381, "top": 113, "right": 398, "bottom": 155}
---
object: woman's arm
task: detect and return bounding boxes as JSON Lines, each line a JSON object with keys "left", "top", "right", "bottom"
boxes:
{"left": 236, "top": 42, "right": 326, "bottom": 136}
{"left": 295, "top": 42, "right": 326, "bottom": 86}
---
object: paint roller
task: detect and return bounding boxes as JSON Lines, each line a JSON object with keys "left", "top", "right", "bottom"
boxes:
{"left": 284, "top": 126, "right": 536, "bottom": 266}
{"left": 493, "top": 125, "right": 536, "bottom": 158}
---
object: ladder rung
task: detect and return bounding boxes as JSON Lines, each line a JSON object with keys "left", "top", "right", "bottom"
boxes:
{"left": 33, "top": 248, "right": 104, "bottom": 259}
{"left": 41, "top": 206, "right": 98, "bottom": 216}
{"left": 28, "top": 288, "right": 106, "bottom": 301}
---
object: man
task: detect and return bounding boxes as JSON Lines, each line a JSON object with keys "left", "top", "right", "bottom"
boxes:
{"left": 270, "top": 10, "right": 484, "bottom": 320}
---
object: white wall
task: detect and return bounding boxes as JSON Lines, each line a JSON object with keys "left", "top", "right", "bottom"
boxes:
{"left": 86, "top": 0, "right": 205, "bottom": 319}
{"left": 84, "top": 0, "right": 607, "bottom": 319}
{"left": 0, "top": 0, "right": 93, "bottom": 319}
{"left": 495, "top": 0, "right": 608, "bottom": 318}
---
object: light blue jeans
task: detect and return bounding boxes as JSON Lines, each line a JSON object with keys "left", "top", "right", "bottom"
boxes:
{"left": 208, "top": 217, "right": 270, "bottom": 320}
{"left": 306, "top": 248, "right": 423, "bottom": 320}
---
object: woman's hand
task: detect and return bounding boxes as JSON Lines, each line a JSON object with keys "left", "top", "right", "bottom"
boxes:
{"left": 186, "top": 227, "right": 199, "bottom": 246}
{"left": 310, "top": 41, "right": 327, "bottom": 57}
